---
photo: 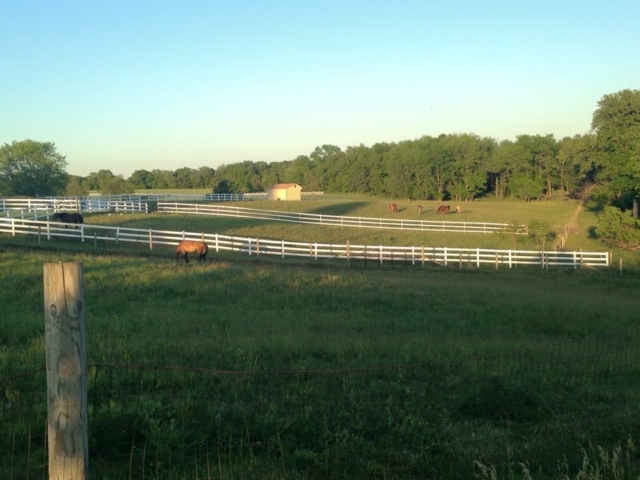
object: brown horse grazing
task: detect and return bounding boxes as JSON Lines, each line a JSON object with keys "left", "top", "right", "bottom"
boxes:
{"left": 389, "top": 203, "right": 398, "bottom": 213}
{"left": 417, "top": 205, "right": 423, "bottom": 215}
{"left": 176, "top": 240, "right": 209, "bottom": 263}
{"left": 437, "top": 205, "right": 451, "bottom": 214}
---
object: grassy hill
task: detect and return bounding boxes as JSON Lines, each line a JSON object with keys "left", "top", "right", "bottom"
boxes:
{"left": 1, "top": 195, "right": 639, "bottom": 478}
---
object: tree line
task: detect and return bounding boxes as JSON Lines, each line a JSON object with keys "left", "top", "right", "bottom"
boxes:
{"left": 71, "top": 90, "right": 638, "bottom": 212}
{"left": 1, "top": 89, "right": 638, "bottom": 248}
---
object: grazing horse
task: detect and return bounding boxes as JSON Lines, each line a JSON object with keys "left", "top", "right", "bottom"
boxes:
{"left": 52, "top": 212, "right": 84, "bottom": 227}
{"left": 437, "top": 205, "right": 451, "bottom": 214}
{"left": 417, "top": 205, "right": 423, "bottom": 215}
{"left": 455, "top": 205, "right": 462, "bottom": 214}
{"left": 388, "top": 203, "right": 398, "bottom": 213}
{"left": 176, "top": 240, "right": 209, "bottom": 263}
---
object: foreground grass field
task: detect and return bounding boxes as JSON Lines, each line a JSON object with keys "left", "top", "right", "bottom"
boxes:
{"left": 2, "top": 197, "right": 639, "bottom": 478}
{"left": 1, "top": 241, "right": 640, "bottom": 478}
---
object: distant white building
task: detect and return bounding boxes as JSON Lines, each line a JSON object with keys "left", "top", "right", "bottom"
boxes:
{"left": 267, "top": 183, "right": 302, "bottom": 201}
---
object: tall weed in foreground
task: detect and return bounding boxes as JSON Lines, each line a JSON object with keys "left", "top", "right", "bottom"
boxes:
{"left": 474, "top": 437, "right": 640, "bottom": 480}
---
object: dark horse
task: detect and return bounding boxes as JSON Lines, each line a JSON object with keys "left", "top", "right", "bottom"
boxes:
{"left": 176, "top": 240, "right": 209, "bottom": 263}
{"left": 52, "top": 212, "right": 84, "bottom": 226}
{"left": 437, "top": 205, "right": 451, "bottom": 214}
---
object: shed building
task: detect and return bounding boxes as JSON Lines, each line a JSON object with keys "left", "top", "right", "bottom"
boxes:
{"left": 267, "top": 183, "right": 302, "bottom": 201}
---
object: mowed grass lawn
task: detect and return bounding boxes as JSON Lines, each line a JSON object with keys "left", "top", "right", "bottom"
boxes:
{"left": 2, "top": 196, "right": 640, "bottom": 479}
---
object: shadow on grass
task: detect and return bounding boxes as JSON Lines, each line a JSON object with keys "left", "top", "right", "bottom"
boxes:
{"left": 306, "top": 202, "right": 370, "bottom": 217}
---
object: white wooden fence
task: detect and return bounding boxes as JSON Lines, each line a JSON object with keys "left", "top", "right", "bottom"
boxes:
{"left": 0, "top": 198, "right": 148, "bottom": 214}
{"left": 158, "top": 202, "right": 525, "bottom": 234}
{"left": 68, "top": 193, "right": 248, "bottom": 203}
{"left": 0, "top": 217, "right": 610, "bottom": 269}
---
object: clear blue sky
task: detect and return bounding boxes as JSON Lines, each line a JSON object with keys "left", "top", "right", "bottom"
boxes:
{"left": 1, "top": 1, "right": 638, "bottom": 178}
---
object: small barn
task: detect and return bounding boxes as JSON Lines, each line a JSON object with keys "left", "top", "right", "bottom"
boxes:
{"left": 267, "top": 183, "right": 302, "bottom": 201}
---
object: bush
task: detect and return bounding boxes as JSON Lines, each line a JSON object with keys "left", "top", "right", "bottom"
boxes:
{"left": 596, "top": 206, "right": 640, "bottom": 251}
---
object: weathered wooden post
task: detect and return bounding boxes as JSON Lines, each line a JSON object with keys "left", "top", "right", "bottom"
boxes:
{"left": 620, "top": 258, "right": 624, "bottom": 274}
{"left": 43, "top": 262, "right": 88, "bottom": 480}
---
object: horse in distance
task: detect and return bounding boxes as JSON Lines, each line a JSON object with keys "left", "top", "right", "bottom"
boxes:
{"left": 388, "top": 203, "right": 398, "bottom": 213}
{"left": 52, "top": 212, "right": 84, "bottom": 227}
{"left": 417, "top": 205, "right": 423, "bottom": 215}
{"left": 437, "top": 205, "right": 451, "bottom": 214}
{"left": 176, "top": 240, "right": 209, "bottom": 263}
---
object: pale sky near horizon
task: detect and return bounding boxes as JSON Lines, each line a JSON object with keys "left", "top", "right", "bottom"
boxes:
{"left": 1, "top": 1, "right": 638, "bottom": 178}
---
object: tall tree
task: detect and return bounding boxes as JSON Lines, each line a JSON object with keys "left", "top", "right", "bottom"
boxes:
{"left": 411, "top": 136, "right": 448, "bottom": 200}
{"left": 65, "top": 175, "right": 89, "bottom": 196}
{"left": 441, "top": 134, "right": 492, "bottom": 201}
{"left": 85, "top": 169, "right": 116, "bottom": 190}
{"left": 385, "top": 142, "right": 416, "bottom": 198}
{"left": 148, "top": 169, "right": 176, "bottom": 189}
{"left": 556, "top": 134, "right": 595, "bottom": 196}
{"left": 194, "top": 166, "right": 215, "bottom": 188}
{"left": 99, "top": 174, "right": 134, "bottom": 195}
{"left": 0, "top": 140, "right": 68, "bottom": 196}
{"left": 513, "top": 134, "right": 559, "bottom": 195}
{"left": 174, "top": 167, "right": 197, "bottom": 189}
{"left": 486, "top": 140, "right": 530, "bottom": 199}
{"left": 128, "top": 169, "right": 154, "bottom": 189}
{"left": 591, "top": 89, "right": 640, "bottom": 207}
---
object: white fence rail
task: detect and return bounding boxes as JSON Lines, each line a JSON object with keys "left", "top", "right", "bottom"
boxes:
{"left": 47, "top": 193, "right": 328, "bottom": 202}
{"left": 0, "top": 198, "right": 148, "bottom": 214}
{"left": 158, "top": 202, "right": 524, "bottom": 234}
{"left": 0, "top": 217, "right": 610, "bottom": 269}
{"left": 45, "top": 193, "right": 249, "bottom": 203}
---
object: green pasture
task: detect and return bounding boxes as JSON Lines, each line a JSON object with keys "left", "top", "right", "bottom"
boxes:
{"left": 82, "top": 196, "right": 636, "bottom": 268}
{"left": 90, "top": 196, "right": 575, "bottom": 248}
{"left": 2, "top": 197, "right": 640, "bottom": 478}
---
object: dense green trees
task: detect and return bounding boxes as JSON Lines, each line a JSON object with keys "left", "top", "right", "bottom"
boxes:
{"left": 0, "top": 140, "right": 69, "bottom": 196}
{"left": 590, "top": 89, "right": 640, "bottom": 247}
{"left": 29, "top": 88, "right": 625, "bottom": 208}
{"left": 591, "top": 89, "right": 640, "bottom": 207}
{"left": 5, "top": 90, "right": 637, "bottom": 231}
